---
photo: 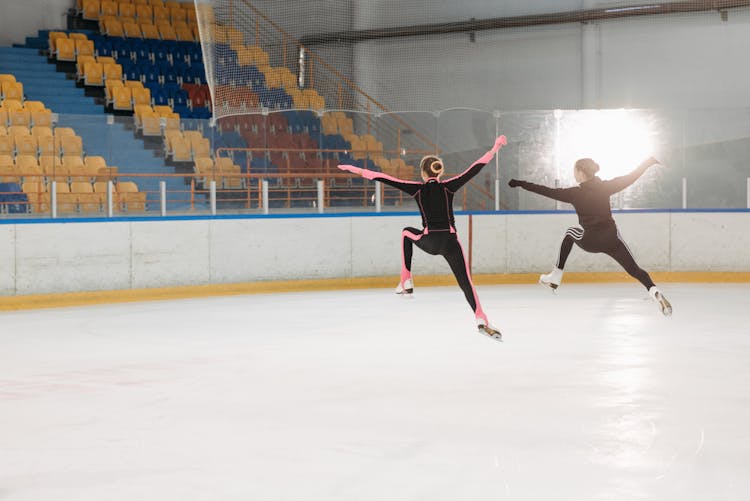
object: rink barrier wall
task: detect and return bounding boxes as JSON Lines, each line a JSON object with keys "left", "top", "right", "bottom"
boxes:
{"left": 0, "top": 210, "right": 749, "bottom": 309}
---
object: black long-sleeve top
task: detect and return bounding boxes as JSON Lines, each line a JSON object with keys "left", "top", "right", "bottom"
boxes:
{"left": 371, "top": 160, "right": 488, "bottom": 232}
{"left": 514, "top": 165, "right": 649, "bottom": 230}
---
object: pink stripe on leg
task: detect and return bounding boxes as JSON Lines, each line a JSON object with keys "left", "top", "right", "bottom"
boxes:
{"left": 401, "top": 229, "right": 423, "bottom": 284}
{"left": 456, "top": 238, "right": 487, "bottom": 323}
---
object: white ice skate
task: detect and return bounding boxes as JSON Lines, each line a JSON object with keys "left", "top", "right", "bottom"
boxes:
{"left": 539, "top": 267, "right": 564, "bottom": 291}
{"left": 395, "top": 278, "right": 414, "bottom": 295}
{"left": 477, "top": 317, "right": 502, "bottom": 342}
{"left": 649, "top": 287, "right": 672, "bottom": 317}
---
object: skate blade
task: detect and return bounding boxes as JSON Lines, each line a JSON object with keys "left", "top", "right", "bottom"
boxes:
{"left": 656, "top": 293, "right": 673, "bottom": 317}
{"left": 478, "top": 325, "right": 503, "bottom": 342}
{"left": 395, "top": 288, "right": 414, "bottom": 296}
{"left": 538, "top": 279, "right": 558, "bottom": 293}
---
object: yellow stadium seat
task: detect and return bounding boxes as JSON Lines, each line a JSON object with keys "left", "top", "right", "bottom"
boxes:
{"left": 191, "top": 24, "right": 199, "bottom": 40}
{"left": 61, "top": 136, "right": 83, "bottom": 157}
{"left": 84, "top": 62, "right": 104, "bottom": 86}
{"left": 169, "top": 6, "right": 186, "bottom": 23}
{"left": 55, "top": 38, "right": 76, "bottom": 62}
{"left": 0, "top": 136, "right": 14, "bottom": 156}
{"left": 153, "top": 5, "right": 170, "bottom": 22}
{"left": 84, "top": 155, "right": 107, "bottom": 172}
{"left": 73, "top": 181, "right": 102, "bottom": 212}
{"left": 165, "top": 1, "right": 180, "bottom": 9}
{"left": 133, "top": 104, "right": 152, "bottom": 129}
{"left": 191, "top": 137, "right": 210, "bottom": 158}
{"left": 103, "top": 18, "right": 125, "bottom": 37}
{"left": 0, "top": 155, "right": 17, "bottom": 183}
{"left": 120, "top": 1, "right": 136, "bottom": 18}
{"left": 16, "top": 155, "right": 43, "bottom": 183}
{"left": 76, "top": 39, "right": 95, "bottom": 58}
{"left": 23, "top": 101, "right": 45, "bottom": 113}
{"left": 175, "top": 26, "right": 194, "bottom": 41}
{"left": 172, "top": 20, "right": 188, "bottom": 31}
{"left": 140, "top": 23, "right": 160, "bottom": 39}
{"left": 48, "top": 32, "right": 68, "bottom": 53}
{"left": 65, "top": 157, "right": 89, "bottom": 182}
{"left": 97, "top": 56, "right": 116, "bottom": 66}
{"left": 23, "top": 182, "right": 49, "bottom": 213}
{"left": 82, "top": 0, "right": 101, "bottom": 20}
{"left": 134, "top": 0, "right": 148, "bottom": 4}
{"left": 69, "top": 33, "right": 88, "bottom": 42}
{"left": 118, "top": 181, "right": 146, "bottom": 211}
{"left": 30, "top": 109, "right": 52, "bottom": 128}
{"left": 136, "top": 4, "right": 153, "bottom": 21}
{"left": 39, "top": 155, "right": 56, "bottom": 177}
{"left": 215, "top": 157, "right": 242, "bottom": 188}
{"left": 0, "top": 126, "right": 6, "bottom": 135}
{"left": 54, "top": 182, "right": 77, "bottom": 212}
{"left": 162, "top": 112, "right": 180, "bottom": 131}
{"left": 9, "top": 109, "right": 31, "bottom": 128}
{"left": 132, "top": 87, "right": 151, "bottom": 106}
{"left": 31, "top": 125, "right": 52, "bottom": 138}
{"left": 53, "top": 127, "right": 75, "bottom": 152}
{"left": 103, "top": 63, "right": 123, "bottom": 83}
{"left": 142, "top": 114, "right": 161, "bottom": 136}
{"left": 158, "top": 23, "right": 177, "bottom": 40}
{"left": 76, "top": 55, "right": 96, "bottom": 81}
{"left": 124, "top": 21, "right": 142, "bottom": 38}
{"left": 113, "top": 86, "right": 133, "bottom": 110}
{"left": 100, "top": 0, "right": 118, "bottom": 17}
{"left": 186, "top": 8, "right": 197, "bottom": 23}
{"left": 105, "top": 79, "right": 124, "bottom": 105}
{"left": 3, "top": 82, "right": 24, "bottom": 102}
{"left": 15, "top": 135, "right": 37, "bottom": 156}
{"left": 169, "top": 135, "right": 192, "bottom": 162}
{"left": 194, "top": 156, "right": 216, "bottom": 184}
{"left": 37, "top": 135, "right": 55, "bottom": 157}
{"left": 124, "top": 80, "right": 144, "bottom": 89}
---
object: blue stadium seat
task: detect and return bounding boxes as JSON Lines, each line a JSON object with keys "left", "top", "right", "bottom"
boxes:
{"left": 0, "top": 183, "right": 28, "bottom": 214}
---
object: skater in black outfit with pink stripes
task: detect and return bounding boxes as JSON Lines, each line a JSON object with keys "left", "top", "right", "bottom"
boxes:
{"left": 338, "top": 135, "right": 507, "bottom": 340}
{"left": 508, "top": 156, "right": 672, "bottom": 316}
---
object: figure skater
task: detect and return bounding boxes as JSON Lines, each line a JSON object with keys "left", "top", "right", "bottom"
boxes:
{"left": 337, "top": 135, "right": 507, "bottom": 340}
{"left": 507, "top": 156, "right": 672, "bottom": 316}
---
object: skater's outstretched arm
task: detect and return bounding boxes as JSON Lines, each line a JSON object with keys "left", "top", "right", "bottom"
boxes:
{"left": 443, "top": 135, "right": 507, "bottom": 192}
{"left": 508, "top": 179, "right": 577, "bottom": 203}
{"left": 603, "top": 157, "right": 659, "bottom": 194}
{"left": 337, "top": 164, "right": 421, "bottom": 196}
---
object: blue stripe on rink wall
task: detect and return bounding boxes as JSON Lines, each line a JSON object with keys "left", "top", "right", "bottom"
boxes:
{"left": 0, "top": 208, "right": 748, "bottom": 226}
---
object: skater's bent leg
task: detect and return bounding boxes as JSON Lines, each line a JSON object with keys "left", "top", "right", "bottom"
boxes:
{"left": 401, "top": 227, "right": 422, "bottom": 283}
{"left": 607, "top": 239, "right": 656, "bottom": 290}
{"left": 444, "top": 239, "right": 486, "bottom": 322}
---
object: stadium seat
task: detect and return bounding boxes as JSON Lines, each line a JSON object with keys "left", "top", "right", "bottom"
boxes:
{"left": 120, "top": 2, "right": 137, "bottom": 18}
{"left": 105, "top": 79, "right": 124, "bottom": 106}
{"left": 132, "top": 87, "right": 151, "bottom": 106}
{"left": 124, "top": 21, "right": 143, "bottom": 38}
{"left": 140, "top": 23, "right": 160, "bottom": 39}
{"left": 82, "top": 0, "right": 101, "bottom": 20}
{"left": 61, "top": 136, "right": 83, "bottom": 157}
{"left": 112, "top": 86, "right": 133, "bottom": 110}
{"left": 9, "top": 109, "right": 31, "bottom": 128}
{"left": 76, "top": 55, "right": 96, "bottom": 81}
{"left": 153, "top": 5, "right": 170, "bottom": 23}
{"left": 14, "top": 135, "right": 37, "bottom": 156}
{"left": 71, "top": 181, "right": 101, "bottom": 212}
{"left": 3, "top": 82, "right": 23, "bottom": 102}
{"left": 103, "top": 63, "right": 123, "bottom": 83}
{"left": 136, "top": 4, "right": 154, "bottom": 22}
{"left": 76, "top": 39, "right": 96, "bottom": 58}
{"left": 104, "top": 18, "right": 125, "bottom": 37}
{"left": 0, "top": 136, "right": 13, "bottom": 157}
{"left": 0, "top": 155, "right": 17, "bottom": 183}
{"left": 84, "top": 61, "right": 104, "bottom": 86}
{"left": 118, "top": 181, "right": 146, "bottom": 211}
{"left": 48, "top": 32, "right": 68, "bottom": 54}
{"left": 22, "top": 182, "right": 49, "bottom": 213}
{"left": 37, "top": 135, "right": 55, "bottom": 157}
{"left": 101, "top": 0, "right": 118, "bottom": 18}
{"left": 54, "top": 182, "right": 77, "bottom": 212}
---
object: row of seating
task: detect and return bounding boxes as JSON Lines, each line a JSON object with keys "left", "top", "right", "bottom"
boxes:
{"left": 82, "top": 0, "right": 197, "bottom": 23}
{"left": 0, "top": 154, "right": 115, "bottom": 184}
{"left": 101, "top": 18, "right": 198, "bottom": 41}
{"left": 22, "top": 180, "right": 145, "bottom": 213}
{"left": 134, "top": 104, "right": 180, "bottom": 135}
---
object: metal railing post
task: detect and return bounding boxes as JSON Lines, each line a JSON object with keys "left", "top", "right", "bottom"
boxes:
{"left": 316, "top": 179, "right": 324, "bottom": 214}
{"left": 106, "top": 180, "right": 113, "bottom": 217}
{"left": 682, "top": 177, "right": 687, "bottom": 209}
{"left": 50, "top": 181, "right": 57, "bottom": 219}
{"left": 160, "top": 181, "right": 166, "bottom": 216}
{"left": 262, "top": 180, "right": 269, "bottom": 214}
{"left": 209, "top": 180, "right": 217, "bottom": 215}
{"left": 375, "top": 180, "right": 382, "bottom": 212}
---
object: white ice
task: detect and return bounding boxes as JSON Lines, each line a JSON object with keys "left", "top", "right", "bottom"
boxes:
{"left": 1, "top": 283, "right": 749, "bottom": 501}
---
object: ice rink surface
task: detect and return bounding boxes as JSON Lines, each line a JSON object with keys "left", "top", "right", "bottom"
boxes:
{"left": 1, "top": 283, "right": 749, "bottom": 501}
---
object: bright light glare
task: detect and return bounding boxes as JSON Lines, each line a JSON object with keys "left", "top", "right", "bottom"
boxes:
{"left": 556, "top": 109, "right": 656, "bottom": 181}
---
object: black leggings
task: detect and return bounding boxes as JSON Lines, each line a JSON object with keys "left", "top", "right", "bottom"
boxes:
{"left": 556, "top": 225, "right": 655, "bottom": 290}
{"left": 401, "top": 227, "right": 487, "bottom": 320}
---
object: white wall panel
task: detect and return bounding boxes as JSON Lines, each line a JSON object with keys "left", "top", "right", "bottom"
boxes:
{"left": 14, "top": 222, "right": 130, "bottom": 295}
{"left": 0, "top": 0, "right": 71, "bottom": 46}
{"left": 131, "top": 220, "right": 210, "bottom": 288}
{"left": 670, "top": 213, "right": 750, "bottom": 271}
{"left": 0, "top": 226, "right": 16, "bottom": 295}
{"left": 2, "top": 211, "right": 749, "bottom": 297}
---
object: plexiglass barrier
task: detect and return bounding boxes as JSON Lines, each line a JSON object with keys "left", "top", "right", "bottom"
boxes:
{"left": 1, "top": 108, "right": 749, "bottom": 218}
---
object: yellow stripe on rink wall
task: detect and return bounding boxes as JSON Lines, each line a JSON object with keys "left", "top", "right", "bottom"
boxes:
{"left": 1, "top": 272, "right": 749, "bottom": 312}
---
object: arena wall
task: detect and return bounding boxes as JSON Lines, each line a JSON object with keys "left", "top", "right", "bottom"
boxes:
{"left": 1, "top": 211, "right": 748, "bottom": 296}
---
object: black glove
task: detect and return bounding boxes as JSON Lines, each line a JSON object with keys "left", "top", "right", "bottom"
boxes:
{"left": 508, "top": 179, "right": 523, "bottom": 188}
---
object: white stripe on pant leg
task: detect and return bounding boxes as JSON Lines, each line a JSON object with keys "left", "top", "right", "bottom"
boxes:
{"left": 557, "top": 227, "right": 584, "bottom": 269}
